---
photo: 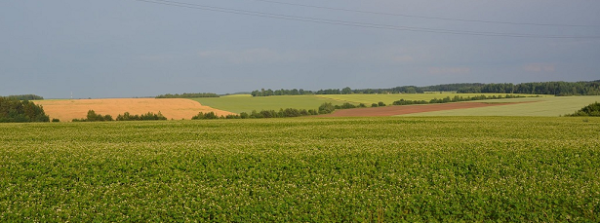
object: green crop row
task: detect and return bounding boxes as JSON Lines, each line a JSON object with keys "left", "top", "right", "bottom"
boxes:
{"left": 1, "top": 117, "right": 599, "bottom": 222}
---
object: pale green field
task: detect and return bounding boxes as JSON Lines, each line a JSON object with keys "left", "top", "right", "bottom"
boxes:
{"left": 194, "top": 93, "right": 543, "bottom": 114}
{"left": 317, "top": 93, "right": 544, "bottom": 105}
{"left": 400, "top": 96, "right": 600, "bottom": 117}
{"left": 192, "top": 94, "right": 347, "bottom": 113}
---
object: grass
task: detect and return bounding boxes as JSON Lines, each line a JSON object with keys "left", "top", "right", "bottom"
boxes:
{"left": 1, "top": 117, "right": 599, "bottom": 221}
{"left": 400, "top": 96, "right": 600, "bottom": 117}
{"left": 191, "top": 94, "right": 348, "bottom": 113}
{"left": 316, "top": 93, "right": 544, "bottom": 105}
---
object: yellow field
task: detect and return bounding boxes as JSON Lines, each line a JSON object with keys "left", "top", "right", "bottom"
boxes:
{"left": 34, "top": 98, "right": 234, "bottom": 121}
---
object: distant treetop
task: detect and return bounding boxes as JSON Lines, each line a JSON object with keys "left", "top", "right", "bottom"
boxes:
{"left": 251, "top": 80, "right": 600, "bottom": 97}
{"left": 156, "top": 93, "right": 219, "bottom": 98}
{"left": 0, "top": 97, "right": 50, "bottom": 123}
{"left": 3, "top": 94, "right": 44, "bottom": 100}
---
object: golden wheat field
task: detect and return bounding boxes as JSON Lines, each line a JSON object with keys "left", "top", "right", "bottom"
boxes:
{"left": 34, "top": 98, "right": 235, "bottom": 121}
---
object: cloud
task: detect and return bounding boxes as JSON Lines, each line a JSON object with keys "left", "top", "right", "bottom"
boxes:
{"left": 428, "top": 67, "right": 471, "bottom": 75}
{"left": 523, "top": 63, "right": 555, "bottom": 72}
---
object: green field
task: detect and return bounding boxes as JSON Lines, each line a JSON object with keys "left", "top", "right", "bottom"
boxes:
{"left": 194, "top": 93, "right": 544, "bottom": 114}
{"left": 192, "top": 94, "right": 347, "bottom": 113}
{"left": 316, "top": 93, "right": 544, "bottom": 105}
{"left": 400, "top": 96, "right": 600, "bottom": 117}
{"left": 1, "top": 117, "right": 599, "bottom": 221}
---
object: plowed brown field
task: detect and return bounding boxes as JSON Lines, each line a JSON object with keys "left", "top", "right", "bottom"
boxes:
{"left": 35, "top": 98, "right": 235, "bottom": 121}
{"left": 320, "top": 102, "right": 526, "bottom": 117}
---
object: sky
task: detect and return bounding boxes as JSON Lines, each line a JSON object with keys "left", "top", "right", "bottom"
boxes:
{"left": 1, "top": 0, "right": 599, "bottom": 98}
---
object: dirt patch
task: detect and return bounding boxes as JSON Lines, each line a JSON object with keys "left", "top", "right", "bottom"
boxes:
{"left": 319, "top": 102, "right": 530, "bottom": 117}
{"left": 35, "top": 98, "right": 235, "bottom": 121}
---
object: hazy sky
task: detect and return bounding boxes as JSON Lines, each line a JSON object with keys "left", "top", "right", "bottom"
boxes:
{"left": 2, "top": 0, "right": 599, "bottom": 98}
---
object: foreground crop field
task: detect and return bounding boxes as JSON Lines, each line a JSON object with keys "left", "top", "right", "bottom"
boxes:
{"left": 1, "top": 117, "right": 599, "bottom": 221}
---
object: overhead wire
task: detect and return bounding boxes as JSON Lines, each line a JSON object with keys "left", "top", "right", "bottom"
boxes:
{"left": 249, "top": 0, "right": 598, "bottom": 28}
{"left": 131, "top": 0, "right": 600, "bottom": 39}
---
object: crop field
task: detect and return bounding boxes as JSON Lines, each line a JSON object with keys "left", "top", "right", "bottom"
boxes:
{"left": 191, "top": 94, "right": 347, "bottom": 113}
{"left": 400, "top": 96, "right": 600, "bottom": 117}
{"left": 34, "top": 98, "right": 234, "bottom": 121}
{"left": 192, "top": 93, "right": 542, "bottom": 114}
{"left": 320, "top": 102, "right": 530, "bottom": 117}
{"left": 316, "top": 93, "right": 544, "bottom": 105}
{"left": 1, "top": 117, "right": 599, "bottom": 221}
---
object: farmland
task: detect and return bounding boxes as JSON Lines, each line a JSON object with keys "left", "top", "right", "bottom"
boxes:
{"left": 1, "top": 117, "right": 599, "bottom": 221}
{"left": 316, "top": 93, "right": 545, "bottom": 105}
{"left": 191, "top": 94, "right": 347, "bottom": 114}
{"left": 191, "top": 93, "right": 543, "bottom": 114}
{"left": 400, "top": 96, "right": 600, "bottom": 117}
{"left": 34, "top": 98, "right": 234, "bottom": 121}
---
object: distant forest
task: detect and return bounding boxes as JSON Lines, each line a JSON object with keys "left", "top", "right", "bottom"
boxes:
{"left": 251, "top": 80, "right": 600, "bottom": 97}
{"left": 0, "top": 97, "right": 49, "bottom": 122}
{"left": 156, "top": 93, "right": 219, "bottom": 98}
{"left": 1, "top": 94, "right": 44, "bottom": 100}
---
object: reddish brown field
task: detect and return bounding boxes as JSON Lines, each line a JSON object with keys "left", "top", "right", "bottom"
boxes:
{"left": 320, "top": 102, "right": 524, "bottom": 117}
{"left": 35, "top": 98, "right": 235, "bottom": 121}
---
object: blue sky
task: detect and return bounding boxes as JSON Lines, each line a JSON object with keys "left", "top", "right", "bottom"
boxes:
{"left": 1, "top": 0, "right": 599, "bottom": 98}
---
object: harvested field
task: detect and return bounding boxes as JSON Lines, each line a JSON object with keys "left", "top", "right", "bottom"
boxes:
{"left": 321, "top": 102, "right": 531, "bottom": 117}
{"left": 35, "top": 98, "right": 235, "bottom": 121}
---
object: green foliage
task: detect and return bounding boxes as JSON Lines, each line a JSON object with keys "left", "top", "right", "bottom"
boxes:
{"left": 457, "top": 81, "right": 600, "bottom": 96}
{"left": 4, "top": 94, "right": 44, "bottom": 100}
{"left": 0, "top": 117, "right": 599, "bottom": 221}
{"left": 392, "top": 94, "right": 525, "bottom": 105}
{"left": 0, "top": 97, "right": 50, "bottom": 123}
{"left": 75, "top": 110, "right": 167, "bottom": 122}
{"left": 392, "top": 99, "right": 428, "bottom": 105}
{"left": 250, "top": 81, "right": 600, "bottom": 98}
{"left": 251, "top": 86, "right": 426, "bottom": 96}
{"left": 565, "top": 102, "right": 600, "bottom": 117}
{"left": 191, "top": 112, "right": 220, "bottom": 120}
{"left": 51, "top": 118, "right": 60, "bottom": 123}
{"left": 334, "top": 102, "right": 357, "bottom": 109}
{"left": 156, "top": 92, "right": 219, "bottom": 98}
{"left": 116, "top": 112, "right": 167, "bottom": 121}
{"left": 318, "top": 102, "right": 335, "bottom": 114}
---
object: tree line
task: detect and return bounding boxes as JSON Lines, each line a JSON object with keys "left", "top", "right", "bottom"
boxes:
{"left": 250, "top": 86, "right": 426, "bottom": 96}
{"left": 456, "top": 81, "right": 600, "bottom": 96}
{"left": 0, "top": 97, "right": 50, "bottom": 122}
{"left": 156, "top": 93, "right": 219, "bottom": 98}
{"left": 393, "top": 94, "right": 525, "bottom": 105}
{"left": 72, "top": 110, "right": 167, "bottom": 122}
{"left": 2, "top": 94, "right": 44, "bottom": 100}
{"left": 250, "top": 80, "right": 600, "bottom": 97}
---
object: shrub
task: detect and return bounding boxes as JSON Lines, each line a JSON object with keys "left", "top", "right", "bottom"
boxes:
{"left": 565, "top": 102, "right": 600, "bottom": 117}
{"left": 318, "top": 103, "right": 336, "bottom": 114}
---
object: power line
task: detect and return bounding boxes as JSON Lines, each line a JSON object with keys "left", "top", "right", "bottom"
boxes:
{"left": 131, "top": 0, "right": 600, "bottom": 39}
{"left": 249, "top": 0, "right": 598, "bottom": 28}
